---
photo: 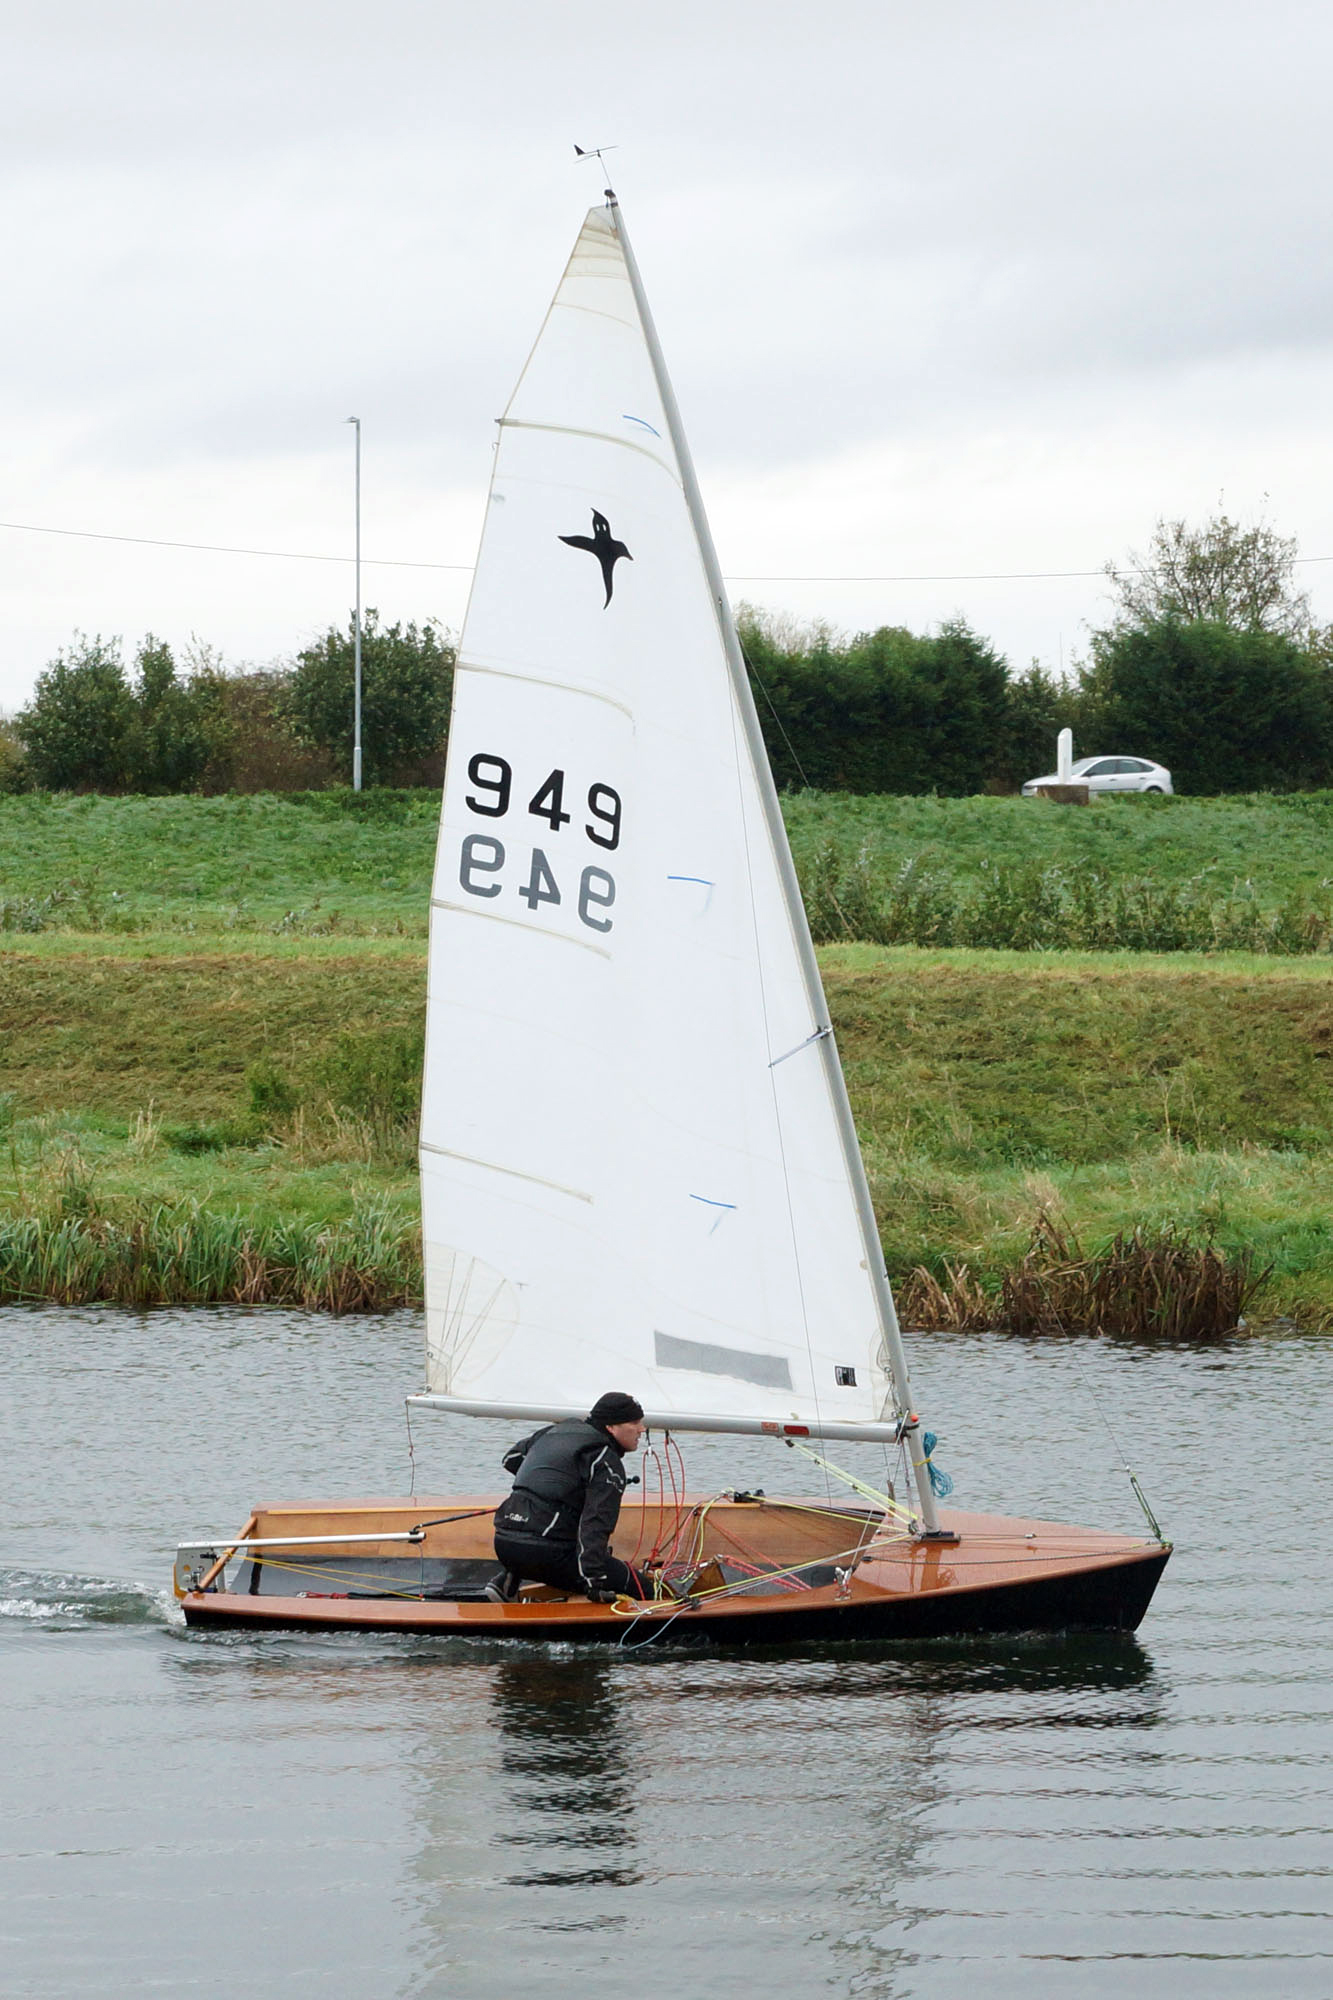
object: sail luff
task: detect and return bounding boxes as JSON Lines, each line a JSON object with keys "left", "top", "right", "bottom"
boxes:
{"left": 606, "top": 196, "right": 941, "bottom": 1527}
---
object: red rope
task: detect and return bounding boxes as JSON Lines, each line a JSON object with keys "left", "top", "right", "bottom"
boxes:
{"left": 645, "top": 1430, "right": 692, "bottom": 1569}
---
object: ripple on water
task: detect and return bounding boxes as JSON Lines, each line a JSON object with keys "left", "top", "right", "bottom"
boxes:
{"left": 4, "top": 1309, "right": 1333, "bottom": 2000}
{"left": 0, "top": 1566, "right": 169, "bottom": 1630}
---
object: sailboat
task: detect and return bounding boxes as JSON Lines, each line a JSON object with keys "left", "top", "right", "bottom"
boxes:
{"left": 176, "top": 194, "right": 1170, "bottom": 1642}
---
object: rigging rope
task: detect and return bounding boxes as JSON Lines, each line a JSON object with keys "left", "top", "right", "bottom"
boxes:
{"left": 404, "top": 1397, "right": 418, "bottom": 1498}
{"left": 780, "top": 1436, "right": 920, "bottom": 1526}
{"left": 1065, "top": 1348, "right": 1168, "bottom": 1542}
{"left": 240, "top": 1557, "right": 432, "bottom": 1598}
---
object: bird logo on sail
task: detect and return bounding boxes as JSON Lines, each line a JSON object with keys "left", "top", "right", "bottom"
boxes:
{"left": 559, "top": 509, "right": 632, "bottom": 607}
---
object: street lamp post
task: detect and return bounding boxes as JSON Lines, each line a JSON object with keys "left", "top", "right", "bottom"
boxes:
{"left": 346, "top": 416, "right": 363, "bottom": 791}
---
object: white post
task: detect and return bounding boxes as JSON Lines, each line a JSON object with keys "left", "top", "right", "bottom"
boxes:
{"left": 1057, "top": 726, "right": 1073, "bottom": 785}
{"left": 347, "top": 416, "right": 363, "bottom": 791}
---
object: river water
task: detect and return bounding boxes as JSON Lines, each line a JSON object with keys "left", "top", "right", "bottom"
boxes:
{"left": 2, "top": 1306, "right": 1330, "bottom": 1998}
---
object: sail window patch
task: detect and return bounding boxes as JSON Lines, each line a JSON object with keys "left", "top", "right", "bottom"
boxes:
{"left": 654, "top": 1330, "right": 792, "bottom": 1391}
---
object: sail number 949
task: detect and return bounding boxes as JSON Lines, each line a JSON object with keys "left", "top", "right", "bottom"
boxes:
{"left": 465, "top": 756, "right": 619, "bottom": 847}
{"left": 458, "top": 754, "right": 620, "bottom": 934}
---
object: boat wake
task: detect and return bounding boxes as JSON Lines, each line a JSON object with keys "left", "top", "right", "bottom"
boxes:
{"left": 0, "top": 1566, "right": 170, "bottom": 1630}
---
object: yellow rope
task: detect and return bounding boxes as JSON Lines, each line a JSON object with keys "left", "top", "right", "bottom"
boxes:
{"left": 779, "top": 1439, "right": 920, "bottom": 1526}
{"left": 754, "top": 1498, "right": 900, "bottom": 1529}
{"left": 612, "top": 1534, "right": 886, "bottom": 1614}
{"left": 244, "top": 1555, "right": 435, "bottom": 1599}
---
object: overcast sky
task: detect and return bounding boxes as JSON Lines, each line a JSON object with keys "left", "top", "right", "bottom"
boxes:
{"left": 3, "top": 0, "right": 1331, "bottom": 710}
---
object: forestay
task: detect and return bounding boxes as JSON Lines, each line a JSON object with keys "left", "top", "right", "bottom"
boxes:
{"left": 416, "top": 203, "right": 902, "bottom": 1441}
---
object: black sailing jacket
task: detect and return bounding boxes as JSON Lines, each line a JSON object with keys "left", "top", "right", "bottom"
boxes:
{"left": 494, "top": 1419, "right": 629, "bottom": 1590}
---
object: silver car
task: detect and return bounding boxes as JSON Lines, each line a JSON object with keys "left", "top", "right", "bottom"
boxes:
{"left": 1022, "top": 755, "right": 1173, "bottom": 797}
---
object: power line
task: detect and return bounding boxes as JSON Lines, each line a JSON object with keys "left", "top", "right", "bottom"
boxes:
{"left": 0, "top": 517, "right": 469, "bottom": 572}
{"left": 733, "top": 567, "right": 1114, "bottom": 582}
{"left": 2, "top": 512, "right": 1333, "bottom": 585}
{"left": 727, "top": 554, "right": 1333, "bottom": 581}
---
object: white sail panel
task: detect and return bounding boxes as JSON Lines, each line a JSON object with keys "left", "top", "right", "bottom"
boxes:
{"left": 420, "top": 206, "right": 896, "bottom": 1436}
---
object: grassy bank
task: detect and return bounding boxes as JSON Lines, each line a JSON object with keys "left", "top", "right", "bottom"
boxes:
{"left": 0, "top": 937, "right": 424, "bottom": 1122}
{"left": 783, "top": 787, "right": 1333, "bottom": 903}
{"left": 0, "top": 789, "right": 438, "bottom": 936}
{"left": 786, "top": 792, "right": 1333, "bottom": 951}
{"left": 4, "top": 787, "right": 1333, "bottom": 951}
{"left": 829, "top": 944, "right": 1333, "bottom": 1323}
{"left": 2, "top": 935, "right": 1331, "bottom": 1321}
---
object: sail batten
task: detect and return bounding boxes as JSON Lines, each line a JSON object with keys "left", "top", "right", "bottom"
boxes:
{"left": 452, "top": 660, "right": 638, "bottom": 718}
{"left": 420, "top": 202, "right": 908, "bottom": 1443}
{"left": 428, "top": 894, "right": 615, "bottom": 955}
{"left": 419, "top": 1140, "right": 594, "bottom": 1203}
{"left": 496, "top": 415, "right": 681, "bottom": 473}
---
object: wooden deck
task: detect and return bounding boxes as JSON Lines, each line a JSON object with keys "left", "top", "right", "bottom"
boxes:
{"left": 179, "top": 1495, "right": 1170, "bottom": 1643}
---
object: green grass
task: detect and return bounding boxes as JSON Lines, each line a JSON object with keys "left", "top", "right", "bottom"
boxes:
{"left": 828, "top": 944, "right": 1333, "bottom": 1164}
{"left": 828, "top": 945, "right": 1333, "bottom": 1322}
{"left": 3, "top": 788, "right": 1330, "bottom": 1316}
{"left": 4, "top": 788, "right": 1333, "bottom": 945}
{"left": 788, "top": 793, "right": 1333, "bottom": 952}
{"left": 0, "top": 944, "right": 426, "bottom": 1120}
{"left": 2, "top": 933, "right": 1332, "bottom": 1320}
{"left": 0, "top": 1089, "right": 420, "bottom": 1312}
{"left": 784, "top": 788, "right": 1333, "bottom": 905}
{"left": 0, "top": 789, "right": 439, "bottom": 935}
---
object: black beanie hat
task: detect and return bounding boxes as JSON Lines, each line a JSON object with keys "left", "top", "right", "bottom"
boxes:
{"left": 589, "top": 1391, "right": 645, "bottom": 1428}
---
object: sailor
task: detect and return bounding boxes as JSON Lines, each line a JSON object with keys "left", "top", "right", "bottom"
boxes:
{"left": 489, "top": 1392, "right": 651, "bottom": 1603}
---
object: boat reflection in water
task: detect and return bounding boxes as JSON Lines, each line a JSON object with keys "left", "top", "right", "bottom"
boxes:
{"left": 398, "top": 1636, "right": 1166, "bottom": 1988}
{"left": 489, "top": 1661, "right": 643, "bottom": 1899}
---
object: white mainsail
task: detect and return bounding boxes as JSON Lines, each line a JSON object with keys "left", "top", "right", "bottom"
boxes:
{"left": 416, "top": 202, "right": 910, "bottom": 1443}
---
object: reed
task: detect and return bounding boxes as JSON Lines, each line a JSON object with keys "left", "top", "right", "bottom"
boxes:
{"left": 803, "top": 844, "right": 1333, "bottom": 955}
{"left": 0, "top": 1192, "right": 421, "bottom": 1312}
{"left": 0, "top": 1131, "right": 1279, "bottom": 1330}
{"left": 900, "top": 1215, "right": 1270, "bottom": 1339}
{"left": 895, "top": 1261, "right": 993, "bottom": 1333}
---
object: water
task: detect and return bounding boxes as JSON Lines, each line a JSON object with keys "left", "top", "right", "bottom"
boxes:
{"left": 3, "top": 1306, "right": 1331, "bottom": 1998}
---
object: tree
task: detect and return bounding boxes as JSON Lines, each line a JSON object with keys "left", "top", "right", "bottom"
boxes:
{"left": 1105, "top": 513, "right": 1311, "bottom": 638}
{"left": 18, "top": 632, "right": 236, "bottom": 794}
{"left": 288, "top": 612, "right": 454, "bottom": 785}
{"left": 196, "top": 669, "right": 337, "bottom": 793}
{"left": 0, "top": 714, "right": 29, "bottom": 793}
{"left": 849, "top": 620, "right": 1009, "bottom": 794}
{"left": 740, "top": 608, "right": 1009, "bottom": 794}
{"left": 1086, "top": 617, "right": 1333, "bottom": 793}
{"left": 739, "top": 607, "right": 851, "bottom": 790}
{"left": 998, "top": 661, "right": 1087, "bottom": 791}
{"left": 127, "top": 635, "right": 223, "bottom": 793}
{"left": 18, "top": 635, "right": 137, "bottom": 790}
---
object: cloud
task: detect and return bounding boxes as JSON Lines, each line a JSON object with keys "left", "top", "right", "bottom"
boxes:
{"left": 3, "top": 0, "right": 1333, "bottom": 707}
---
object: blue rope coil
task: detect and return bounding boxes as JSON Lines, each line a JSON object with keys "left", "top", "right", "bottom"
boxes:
{"left": 922, "top": 1430, "right": 954, "bottom": 1499}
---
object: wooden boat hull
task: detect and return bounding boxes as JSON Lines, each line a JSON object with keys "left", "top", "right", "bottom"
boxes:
{"left": 179, "top": 1496, "right": 1170, "bottom": 1645}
